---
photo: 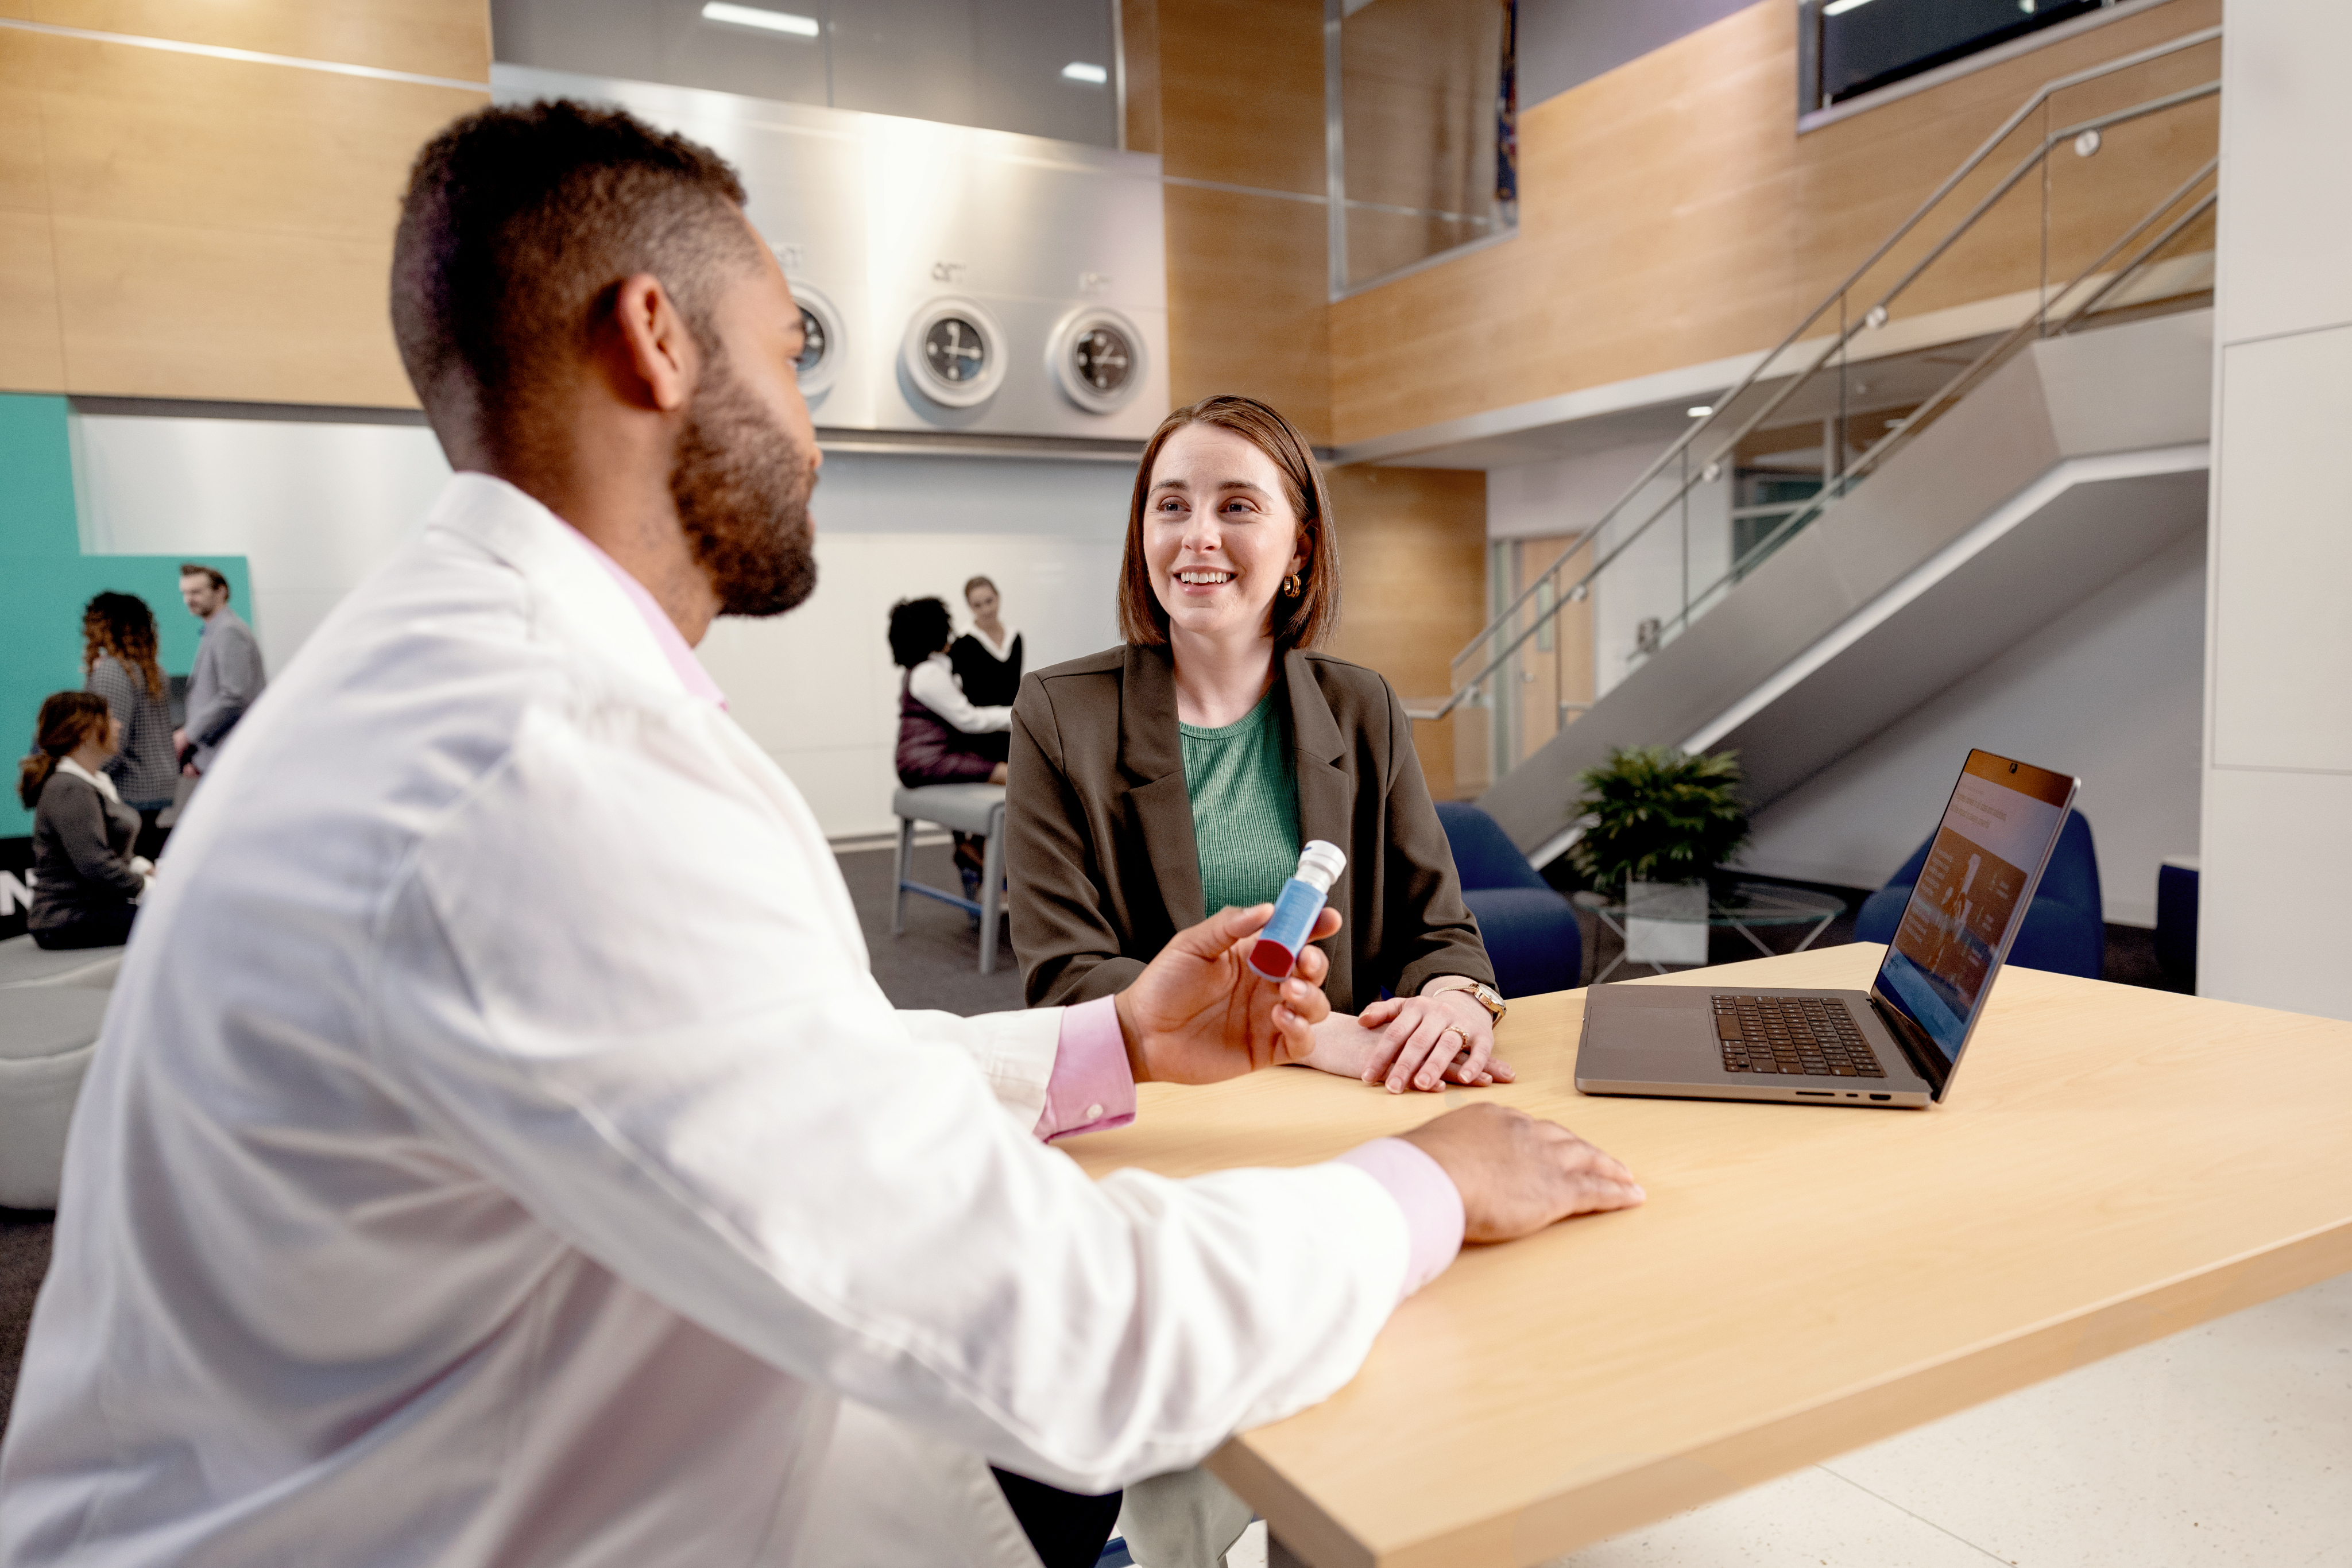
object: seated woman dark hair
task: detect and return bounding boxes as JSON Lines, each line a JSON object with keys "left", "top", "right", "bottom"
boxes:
{"left": 891, "top": 594, "right": 1012, "bottom": 906}
{"left": 889, "top": 596, "right": 1009, "bottom": 788}
{"left": 1005, "top": 396, "right": 1510, "bottom": 1094}
{"left": 19, "top": 689, "right": 156, "bottom": 950}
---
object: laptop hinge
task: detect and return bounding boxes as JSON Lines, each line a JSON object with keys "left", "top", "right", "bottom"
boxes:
{"left": 1867, "top": 991, "right": 1951, "bottom": 1099}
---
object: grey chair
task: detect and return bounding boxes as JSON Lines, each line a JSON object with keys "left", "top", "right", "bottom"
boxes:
{"left": 1, "top": 985, "right": 111, "bottom": 1208}
{"left": 0, "top": 933, "right": 125, "bottom": 992}
{"left": 891, "top": 784, "right": 1008, "bottom": 974}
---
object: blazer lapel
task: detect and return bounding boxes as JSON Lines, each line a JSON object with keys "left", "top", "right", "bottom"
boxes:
{"left": 1120, "top": 644, "right": 1205, "bottom": 928}
{"left": 1285, "top": 649, "right": 1352, "bottom": 853}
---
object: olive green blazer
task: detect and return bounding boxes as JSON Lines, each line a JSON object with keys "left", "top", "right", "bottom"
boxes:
{"left": 1005, "top": 642, "right": 1494, "bottom": 1012}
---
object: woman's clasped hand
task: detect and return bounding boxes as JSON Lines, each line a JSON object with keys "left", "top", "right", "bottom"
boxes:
{"left": 1301, "top": 986, "right": 1512, "bottom": 1094}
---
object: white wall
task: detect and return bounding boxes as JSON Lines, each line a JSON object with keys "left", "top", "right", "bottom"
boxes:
{"left": 2200, "top": 0, "right": 2352, "bottom": 1019}
{"left": 1739, "top": 526, "right": 2206, "bottom": 928}
{"left": 73, "top": 412, "right": 452, "bottom": 671}
{"left": 69, "top": 409, "right": 1134, "bottom": 841}
{"left": 1487, "top": 440, "right": 1731, "bottom": 699}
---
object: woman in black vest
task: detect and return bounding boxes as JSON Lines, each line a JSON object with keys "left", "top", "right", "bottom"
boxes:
{"left": 20, "top": 690, "right": 155, "bottom": 950}
{"left": 948, "top": 575, "right": 1023, "bottom": 762}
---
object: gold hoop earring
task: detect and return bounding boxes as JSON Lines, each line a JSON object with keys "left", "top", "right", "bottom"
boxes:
{"left": 1282, "top": 572, "right": 1303, "bottom": 599}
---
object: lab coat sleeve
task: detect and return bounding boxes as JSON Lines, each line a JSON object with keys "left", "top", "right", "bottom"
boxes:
{"left": 371, "top": 699, "right": 1411, "bottom": 1495}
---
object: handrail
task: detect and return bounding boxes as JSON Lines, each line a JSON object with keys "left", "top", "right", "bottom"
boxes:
{"left": 1444, "top": 22, "right": 2222, "bottom": 686}
{"left": 1427, "top": 134, "right": 2218, "bottom": 719}
{"left": 1646, "top": 160, "right": 2219, "bottom": 653}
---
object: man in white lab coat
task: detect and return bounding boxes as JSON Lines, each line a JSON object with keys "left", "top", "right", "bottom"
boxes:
{"left": 0, "top": 102, "right": 1641, "bottom": 1568}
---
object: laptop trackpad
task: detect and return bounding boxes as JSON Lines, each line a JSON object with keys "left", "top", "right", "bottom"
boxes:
{"left": 1577, "top": 986, "right": 1716, "bottom": 1079}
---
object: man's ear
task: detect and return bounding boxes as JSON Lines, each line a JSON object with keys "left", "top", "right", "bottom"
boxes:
{"left": 601, "top": 273, "right": 696, "bottom": 413}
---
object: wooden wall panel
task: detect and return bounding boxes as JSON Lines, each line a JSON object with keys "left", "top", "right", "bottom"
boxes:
{"left": 0, "top": 211, "right": 65, "bottom": 390}
{"left": 1320, "top": 464, "right": 1487, "bottom": 801}
{"left": 1163, "top": 183, "right": 1331, "bottom": 437}
{"left": 8, "top": 1, "right": 491, "bottom": 85}
{"left": 0, "top": 72, "right": 62, "bottom": 389}
{"left": 0, "top": 15, "right": 489, "bottom": 404}
{"left": 1148, "top": 0, "right": 1336, "bottom": 440}
{"left": 1118, "top": 0, "right": 1160, "bottom": 154}
{"left": 1155, "top": 0, "right": 1323, "bottom": 197}
{"left": 1328, "top": 0, "right": 2222, "bottom": 447}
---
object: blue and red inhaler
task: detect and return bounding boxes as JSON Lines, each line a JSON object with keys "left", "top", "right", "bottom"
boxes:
{"left": 1247, "top": 840, "right": 1348, "bottom": 982}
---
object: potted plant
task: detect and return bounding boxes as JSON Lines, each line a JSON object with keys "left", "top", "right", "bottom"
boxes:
{"left": 1568, "top": 745, "right": 1750, "bottom": 966}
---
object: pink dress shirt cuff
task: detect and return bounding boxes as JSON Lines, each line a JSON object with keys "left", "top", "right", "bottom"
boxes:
{"left": 1035, "top": 996, "right": 1137, "bottom": 1141}
{"left": 1336, "top": 1137, "right": 1466, "bottom": 1300}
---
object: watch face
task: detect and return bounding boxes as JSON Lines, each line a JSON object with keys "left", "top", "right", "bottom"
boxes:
{"left": 923, "top": 316, "right": 988, "bottom": 384}
{"left": 795, "top": 305, "right": 827, "bottom": 374}
{"left": 1071, "top": 325, "right": 1133, "bottom": 394}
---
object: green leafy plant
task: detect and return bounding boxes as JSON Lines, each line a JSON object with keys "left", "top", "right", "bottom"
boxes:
{"left": 1567, "top": 745, "right": 1750, "bottom": 892}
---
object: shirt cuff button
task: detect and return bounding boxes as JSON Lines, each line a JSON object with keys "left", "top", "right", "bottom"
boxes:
{"left": 1084, "top": 1104, "right": 1104, "bottom": 1121}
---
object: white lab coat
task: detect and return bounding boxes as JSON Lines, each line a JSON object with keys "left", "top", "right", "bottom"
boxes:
{"left": 0, "top": 475, "right": 1415, "bottom": 1567}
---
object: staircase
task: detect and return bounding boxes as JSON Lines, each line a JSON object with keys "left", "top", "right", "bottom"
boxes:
{"left": 1415, "top": 24, "right": 2225, "bottom": 864}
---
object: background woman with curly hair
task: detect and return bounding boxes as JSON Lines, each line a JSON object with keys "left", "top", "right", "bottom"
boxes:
{"left": 82, "top": 590, "right": 179, "bottom": 857}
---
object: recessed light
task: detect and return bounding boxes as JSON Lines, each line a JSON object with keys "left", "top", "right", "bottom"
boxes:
{"left": 1687, "top": 405, "right": 1714, "bottom": 418}
{"left": 1061, "top": 61, "right": 1109, "bottom": 84}
{"left": 701, "top": 3, "right": 819, "bottom": 37}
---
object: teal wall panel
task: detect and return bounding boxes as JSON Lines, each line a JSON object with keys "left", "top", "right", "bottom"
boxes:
{"left": 1, "top": 394, "right": 79, "bottom": 556}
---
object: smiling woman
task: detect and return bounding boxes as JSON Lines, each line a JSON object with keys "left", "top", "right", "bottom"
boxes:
{"left": 1005, "top": 396, "right": 1510, "bottom": 1102}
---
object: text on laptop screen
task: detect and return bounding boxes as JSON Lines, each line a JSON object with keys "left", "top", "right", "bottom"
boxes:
{"left": 1873, "top": 752, "right": 2074, "bottom": 1063}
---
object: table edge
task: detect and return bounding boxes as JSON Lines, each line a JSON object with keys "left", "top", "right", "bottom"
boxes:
{"left": 1209, "top": 1213, "right": 2352, "bottom": 1568}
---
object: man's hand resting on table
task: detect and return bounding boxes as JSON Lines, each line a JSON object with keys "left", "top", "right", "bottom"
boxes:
{"left": 1113, "top": 903, "right": 1345, "bottom": 1084}
{"left": 1402, "top": 1103, "right": 1645, "bottom": 1241}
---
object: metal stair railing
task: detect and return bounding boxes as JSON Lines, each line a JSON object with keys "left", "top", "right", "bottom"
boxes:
{"left": 1412, "top": 22, "right": 2222, "bottom": 742}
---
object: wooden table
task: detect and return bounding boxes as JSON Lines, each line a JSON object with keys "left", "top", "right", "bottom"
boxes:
{"left": 1059, "top": 945, "right": 2352, "bottom": 1568}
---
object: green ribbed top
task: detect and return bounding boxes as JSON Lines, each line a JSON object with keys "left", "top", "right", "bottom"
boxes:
{"left": 1180, "top": 692, "right": 1302, "bottom": 915}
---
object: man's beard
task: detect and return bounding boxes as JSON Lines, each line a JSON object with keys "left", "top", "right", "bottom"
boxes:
{"left": 670, "top": 355, "right": 819, "bottom": 618}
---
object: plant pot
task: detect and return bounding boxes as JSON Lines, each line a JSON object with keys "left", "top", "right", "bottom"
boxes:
{"left": 1624, "top": 878, "right": 1709, "bottom": 967}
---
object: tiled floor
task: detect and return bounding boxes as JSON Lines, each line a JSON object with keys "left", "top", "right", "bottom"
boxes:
{"left": 1539, "top": 1269, "right": 2352, "bottom": 1567}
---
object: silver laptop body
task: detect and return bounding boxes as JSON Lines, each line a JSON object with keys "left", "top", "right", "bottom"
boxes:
{"left": 1576, "top": 749, "right": 2082, "bottom": 1110}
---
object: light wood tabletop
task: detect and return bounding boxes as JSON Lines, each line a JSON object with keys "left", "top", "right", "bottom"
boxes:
{"left": 1058, "top": 944, "right": 2352, "bottom": 1568}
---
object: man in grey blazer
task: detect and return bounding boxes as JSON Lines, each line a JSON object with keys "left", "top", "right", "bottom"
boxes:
{"left": 174, "top": 564, "right": 266, "bottom": 774}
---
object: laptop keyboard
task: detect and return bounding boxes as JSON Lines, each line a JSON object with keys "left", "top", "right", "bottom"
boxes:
{"left": 1711, "top": 994, "right": 1886, "bottom": 1077}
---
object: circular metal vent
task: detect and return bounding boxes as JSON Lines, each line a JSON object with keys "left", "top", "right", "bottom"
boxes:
{"left": 1049, "top": 306, "right": 1147, "bottom": 414}
{"left": 786, "top": 278, "right": 845, "bottom": 398}
{"left": 902, "top": 298, "right": 1007, "bottom": 408}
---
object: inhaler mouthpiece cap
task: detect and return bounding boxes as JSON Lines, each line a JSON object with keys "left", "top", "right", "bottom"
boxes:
{"left": 1294, "top": 840, "right": 1346, "bottom": 893}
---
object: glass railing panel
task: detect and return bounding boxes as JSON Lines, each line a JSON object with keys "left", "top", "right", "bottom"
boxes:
{"left": 1336, "top": 0, "right": 1515, "bottom": 293}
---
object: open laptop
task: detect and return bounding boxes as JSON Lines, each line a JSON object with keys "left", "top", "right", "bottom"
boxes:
{"left": 1576, "top": 748, "right": 2080, "bottom": 1109}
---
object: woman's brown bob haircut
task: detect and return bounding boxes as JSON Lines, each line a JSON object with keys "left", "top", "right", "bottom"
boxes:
{"left": 1117, "top": 396, "right": 1341, "bottom": 650}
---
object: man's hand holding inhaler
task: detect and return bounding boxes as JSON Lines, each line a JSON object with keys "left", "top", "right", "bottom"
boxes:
{"left": 1110, "top": 841, "right": 1644, "bottom": 1241}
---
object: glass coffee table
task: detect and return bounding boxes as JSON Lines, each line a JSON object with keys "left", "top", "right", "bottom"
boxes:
{"left": 1572, "top": 881, "right": 1851, "bottom": 981}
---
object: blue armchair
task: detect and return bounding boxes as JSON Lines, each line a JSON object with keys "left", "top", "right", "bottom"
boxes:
{"left": 1433, "top": 802, "right": 1584, "bottom": 996}
{"left": 1853, "top": 810, "right": 2105, "bottom": 979}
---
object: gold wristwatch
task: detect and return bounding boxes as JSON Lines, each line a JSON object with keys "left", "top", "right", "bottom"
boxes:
{"left": 1425, "top": 975, "right": 1507, "bottom": 1027}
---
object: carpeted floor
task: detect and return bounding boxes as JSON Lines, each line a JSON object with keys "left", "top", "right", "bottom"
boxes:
{"left": 0, "top": 853, "right": 2189, "bottom": 1445}
{"left": 0, "top": 1207, "right": 51, "bottom": 1442}
{"left": 837, "top": 840, "right": 1028, "bottom": 1015}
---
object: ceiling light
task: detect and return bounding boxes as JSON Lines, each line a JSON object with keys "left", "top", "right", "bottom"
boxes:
{"left": 701, "top": 3, "right": 819, "bottom": 37}
{"left": 1821, "top": 0, "right": 1878, "bottom": 14}
{"left": 1687, "top": 405, "right": 1714, "bottom": 418}
{"left": 1062, "top": 61, "right": 1109, "bottom": 84}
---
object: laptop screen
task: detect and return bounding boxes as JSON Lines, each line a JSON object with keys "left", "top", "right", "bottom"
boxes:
{"left": 1871, "top": 750, "right": 2079, "bottom": 1073}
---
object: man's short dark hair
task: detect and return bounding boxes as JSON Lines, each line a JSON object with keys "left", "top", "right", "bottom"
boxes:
{"left": 180, "top": 564, "right": 229, "bottom": 598}
{"left": 888, "top": 598, "right": 954, "bottom": 669}
{"left": 390, "top": 99, "right": 761, "bottom": 456}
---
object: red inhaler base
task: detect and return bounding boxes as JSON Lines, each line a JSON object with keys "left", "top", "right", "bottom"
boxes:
{"left": 1248, "top": 939, "right": 1298, "bottom": 982}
